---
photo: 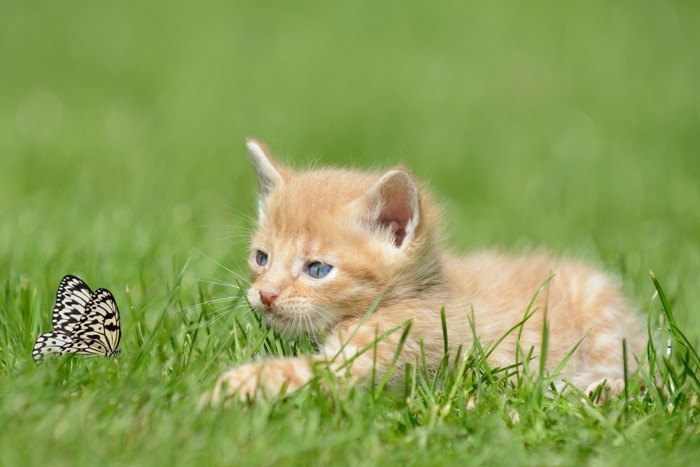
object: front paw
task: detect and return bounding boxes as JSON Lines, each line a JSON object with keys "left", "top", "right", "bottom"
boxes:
{"left": 200, "top": 363, "right": 264, "bottom": 408}
{"left": 585, "top": 378, "right": 625, "bottom": 404}
{"left": 199, "top": 357, "right": 316, "bottom": 409}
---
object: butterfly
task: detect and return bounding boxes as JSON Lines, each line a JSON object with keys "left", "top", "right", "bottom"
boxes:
{"left": 32, "top": 275, "right": 121, "bottom": 364}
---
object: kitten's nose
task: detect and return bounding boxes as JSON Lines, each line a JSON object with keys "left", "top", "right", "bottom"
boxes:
{"left": 259, "top": 288, "right": 279, "bottom": 307}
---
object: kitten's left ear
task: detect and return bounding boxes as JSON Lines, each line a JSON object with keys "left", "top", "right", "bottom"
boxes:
{"left": 246, "top": 138, "right": 285, "bottom": 197}
{"left": 246, "top": 138, "right": 286, "bottom": 220}
{"left": 352, "top": 169, "right": 421, "bottom": 249}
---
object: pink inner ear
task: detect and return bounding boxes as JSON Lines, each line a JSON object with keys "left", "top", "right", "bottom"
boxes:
{"left": 379, "top": 198, "right": 413, "bottom": 247}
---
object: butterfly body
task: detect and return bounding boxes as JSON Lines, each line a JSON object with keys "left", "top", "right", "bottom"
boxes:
{"left": 33, "top": 275, "right": 121, "bottom": 363}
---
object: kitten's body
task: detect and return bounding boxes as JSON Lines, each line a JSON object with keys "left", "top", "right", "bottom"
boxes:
{"left": 205, "top": 140, "right": 644, "bottom": 404}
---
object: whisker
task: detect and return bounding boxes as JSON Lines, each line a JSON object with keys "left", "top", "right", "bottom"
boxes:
{"left": 192, "top": 249, "right": 240, "bottom": 277}
{"left": 178, "top": 296, "right": 240, "bottom": 313}
{"left": 188, "top": 302, "right": 253, "bottom": 331}
{"left": 197, "top": 223, "right": 252, "bottom": 229}
{"left": 205, "top": 307, "right": 239, "bottom": 325}
{"left": 215, "top": 203, "right": 258, "bottom": 225}
{"left": 303, "top": 313, "right": 314, "bottom": 339}
{"left": 215, "top": 234, "right": 255, "bottom": 242}
{"left": 191, "top": 250, "right": 252, "bottom": 286}
{"left": 191, "top": 275, "right": 247, "bottom": 289}
{"left": 311, "top": 304, "right": 335, "bottom": 325}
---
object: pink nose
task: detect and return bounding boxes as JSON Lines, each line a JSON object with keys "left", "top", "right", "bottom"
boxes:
{"left": 259, "top": 289, "right": 279, "bottom": 307}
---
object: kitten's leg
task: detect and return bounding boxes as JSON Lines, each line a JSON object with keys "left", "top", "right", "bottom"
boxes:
{"left": 202, "top": 318, "right": 408, "bottom": 406}
{"left": 204, "top": 357, "right": 316, "bottom": 406}
{"left": 584, "top": 378, "right": 626, "bottom": 404}
{"left": 573, "top": 300, "right": 645, "bottom": 403}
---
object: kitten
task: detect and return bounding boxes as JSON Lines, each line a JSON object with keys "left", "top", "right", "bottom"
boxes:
{"left": 203, "top": 139, "right": 645, "bottom": 405}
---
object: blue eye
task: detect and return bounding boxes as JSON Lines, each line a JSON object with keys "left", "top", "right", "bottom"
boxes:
{"left": 255, "top": 250, "right": 268, "bottom": 266}
{"left": 306, "top": 261, "right": 333, "bottom": 279}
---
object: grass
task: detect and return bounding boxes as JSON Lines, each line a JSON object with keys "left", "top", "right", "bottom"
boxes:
{"left": 1, "top": 0, "right": 699, "bottom": 465}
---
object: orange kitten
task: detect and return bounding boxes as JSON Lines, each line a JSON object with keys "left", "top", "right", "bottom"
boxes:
{"left": 204, "top": 139, "right": 645, "bottom": 405}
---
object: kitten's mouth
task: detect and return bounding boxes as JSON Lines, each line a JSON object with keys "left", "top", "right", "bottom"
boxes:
{"left": 258, "top": 303, "right": 281, "bottom": 317}
{"left": 256, "top": 305, "right": 290, "bottom": 323}
{"left": 255, "top": 306, "right": 324, "bottom": 337}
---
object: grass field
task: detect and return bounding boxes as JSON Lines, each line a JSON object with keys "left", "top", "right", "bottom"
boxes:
{"left": 1, "top": 0, "right": 699, "bottom": 465}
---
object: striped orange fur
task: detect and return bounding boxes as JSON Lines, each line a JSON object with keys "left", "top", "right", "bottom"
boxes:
{"left": 203, "top": 139, "right": 645, "bottom": 405}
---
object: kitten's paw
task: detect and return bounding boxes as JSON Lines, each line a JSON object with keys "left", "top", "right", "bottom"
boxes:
{"left": 585, "top": 378, "right": 625, "bottom": 404}
{"left": 199, "top": 358, "right": 316, "bottom": 409}
{"left": 201, "top": 363, "right": 264, "bottom": 408}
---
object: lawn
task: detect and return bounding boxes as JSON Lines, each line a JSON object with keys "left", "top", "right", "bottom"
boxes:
{"left": 1, "top": 0, "right": 699, "bottom": 465}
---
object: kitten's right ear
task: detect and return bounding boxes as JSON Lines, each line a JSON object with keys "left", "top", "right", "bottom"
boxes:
{"left": 246, "top": 138, "right": 286, "bottom": 220}
{"left": 350, "top": 169, "right": 421, "bottom": 250}
{"left": 246, "top": 138, "right": 285, "bottom": 197}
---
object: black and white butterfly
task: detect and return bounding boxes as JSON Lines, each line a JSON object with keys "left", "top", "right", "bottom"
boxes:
{"left": 32, "top": 275, "right": 121, "bottom": 364}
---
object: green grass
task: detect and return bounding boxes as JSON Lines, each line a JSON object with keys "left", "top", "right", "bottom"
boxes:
{"left": 1, "top": 0, "right": 699, "bottom": 465}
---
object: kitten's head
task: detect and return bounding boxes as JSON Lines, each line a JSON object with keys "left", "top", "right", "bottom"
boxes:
{"left": 244, "top": 139, "right": 441, "bottom": 337}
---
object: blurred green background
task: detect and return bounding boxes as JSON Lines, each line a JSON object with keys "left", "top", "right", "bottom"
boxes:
{"left": 1, "top": 0, "right": 699, "bottom": 324}
{"left": 1, "top": 1, "right": 700, "bottom": 464}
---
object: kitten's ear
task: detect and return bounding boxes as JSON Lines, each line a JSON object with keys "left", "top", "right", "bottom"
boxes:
{"left": 246, "top": 138, "right": 285, "bottom": 197}
{"left": 246, "top": 138, "right": 286, "bottom": 220}
{"left": 352, "top": 169, "right": 421, "bottom": 249}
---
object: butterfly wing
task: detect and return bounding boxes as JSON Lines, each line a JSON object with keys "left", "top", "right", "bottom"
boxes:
{"left": 72, "top": 288, "right": 121, "bottom": 355}
{"left": 32, "top": 332, "right": 73, "bottom": 363}
{"left": 52, "top": 275, "right": 93, "bottom": 335}
{"left": 32, "top": 332, "right": 110, "bottom": 363}
{"left": 63, "top": 339, "right": 112, "bottom": 356}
